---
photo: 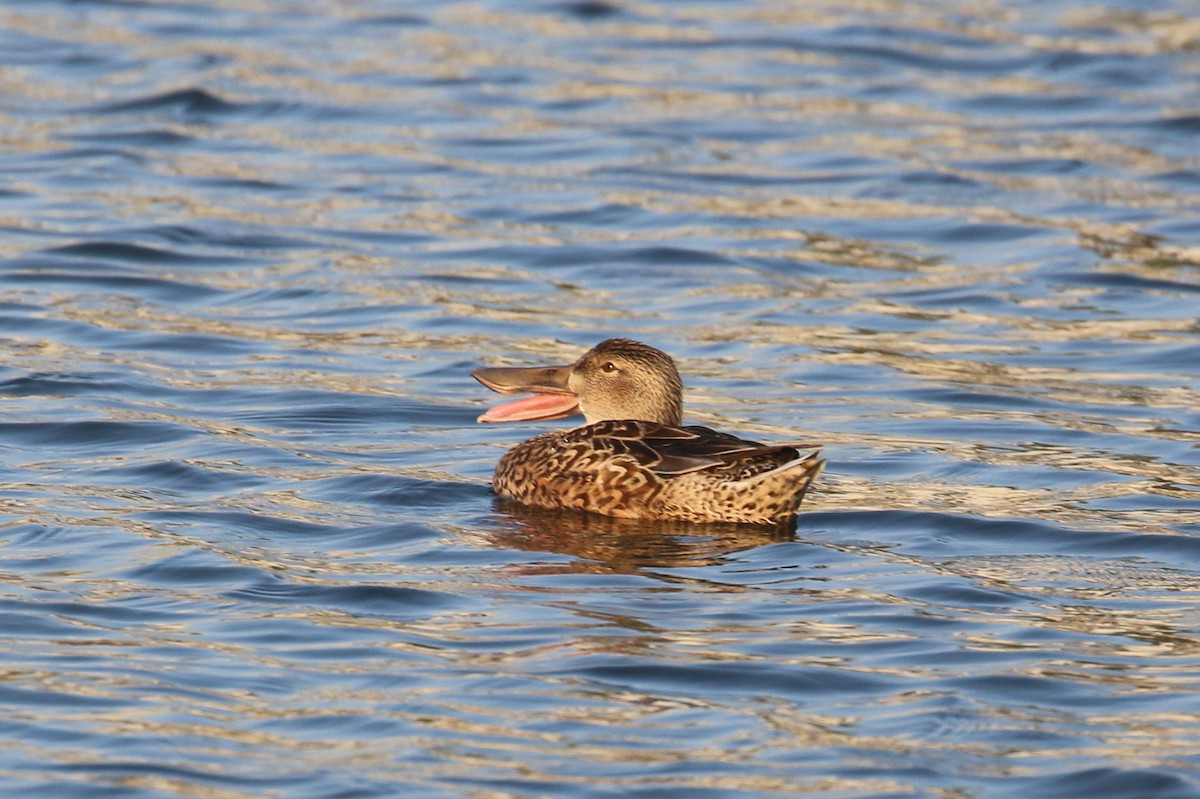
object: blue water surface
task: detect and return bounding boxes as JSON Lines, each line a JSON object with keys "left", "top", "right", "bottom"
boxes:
{"left": 1, "top": 1, "right": 1198, "bottom": 797}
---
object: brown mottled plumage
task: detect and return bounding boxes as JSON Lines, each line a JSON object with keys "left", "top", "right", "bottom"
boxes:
{"left": 473, "top": 339, "right": 824, "bottom": 525}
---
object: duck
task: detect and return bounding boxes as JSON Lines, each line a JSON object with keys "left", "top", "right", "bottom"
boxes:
{"left": 472, "top": 338, "right": 824, "bottom": 525}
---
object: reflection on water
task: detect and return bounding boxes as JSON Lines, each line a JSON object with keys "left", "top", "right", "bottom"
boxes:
{"left": 0, "top": 0, "right": 1199, "bottom": 796}
{"left": 486, "top": 499, "right": 798, "bottom": 573}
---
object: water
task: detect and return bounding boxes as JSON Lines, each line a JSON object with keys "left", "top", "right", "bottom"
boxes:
{"left": 1, "top": 0, "right": 1199, "bottom": 796}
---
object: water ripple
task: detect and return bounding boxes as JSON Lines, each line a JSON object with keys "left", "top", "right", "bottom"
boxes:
{"left": 0, "top": 0, "right": 1198, "bottom": 796}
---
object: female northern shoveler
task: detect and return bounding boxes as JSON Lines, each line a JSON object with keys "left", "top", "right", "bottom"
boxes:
{"left": 473, "top": 338, "right": 824, "bottom": 525}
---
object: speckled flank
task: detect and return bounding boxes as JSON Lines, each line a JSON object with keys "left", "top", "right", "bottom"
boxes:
{"left": 493, "top": 420, "right": 824, "bottom": 525}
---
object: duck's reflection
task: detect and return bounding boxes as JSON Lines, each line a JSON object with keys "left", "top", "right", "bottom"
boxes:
{"left": 486, "top": 498, "right": 797, "bottom": 573}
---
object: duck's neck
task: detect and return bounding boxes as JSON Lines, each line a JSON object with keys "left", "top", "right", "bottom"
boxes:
{"left": 582, "top": 400, "right": 682, "bottom": 426}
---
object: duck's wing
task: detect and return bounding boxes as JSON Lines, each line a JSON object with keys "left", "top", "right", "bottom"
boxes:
{"left": 566, "top": 421, "right": 820, "bottom": 478}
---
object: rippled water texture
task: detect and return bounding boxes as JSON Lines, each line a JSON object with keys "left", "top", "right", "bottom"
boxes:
{"left": 1, "top": 1, "right": 1199, "bottom": 797}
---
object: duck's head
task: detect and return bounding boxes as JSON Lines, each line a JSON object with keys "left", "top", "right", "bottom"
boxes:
{"left": 473, "top": 338, "right": 683, "bottom": 426}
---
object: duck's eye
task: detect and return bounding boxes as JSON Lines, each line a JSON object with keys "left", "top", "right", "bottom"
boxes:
{"left": 601, "top": 361, "right": 617, "bottom": 373}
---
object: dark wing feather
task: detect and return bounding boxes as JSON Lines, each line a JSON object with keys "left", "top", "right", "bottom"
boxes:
{"left": 647, "top": 424, "right": 763, "bottom": 475}
{"left": 564, "top": 421, "right": 817, "bottom": 478}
